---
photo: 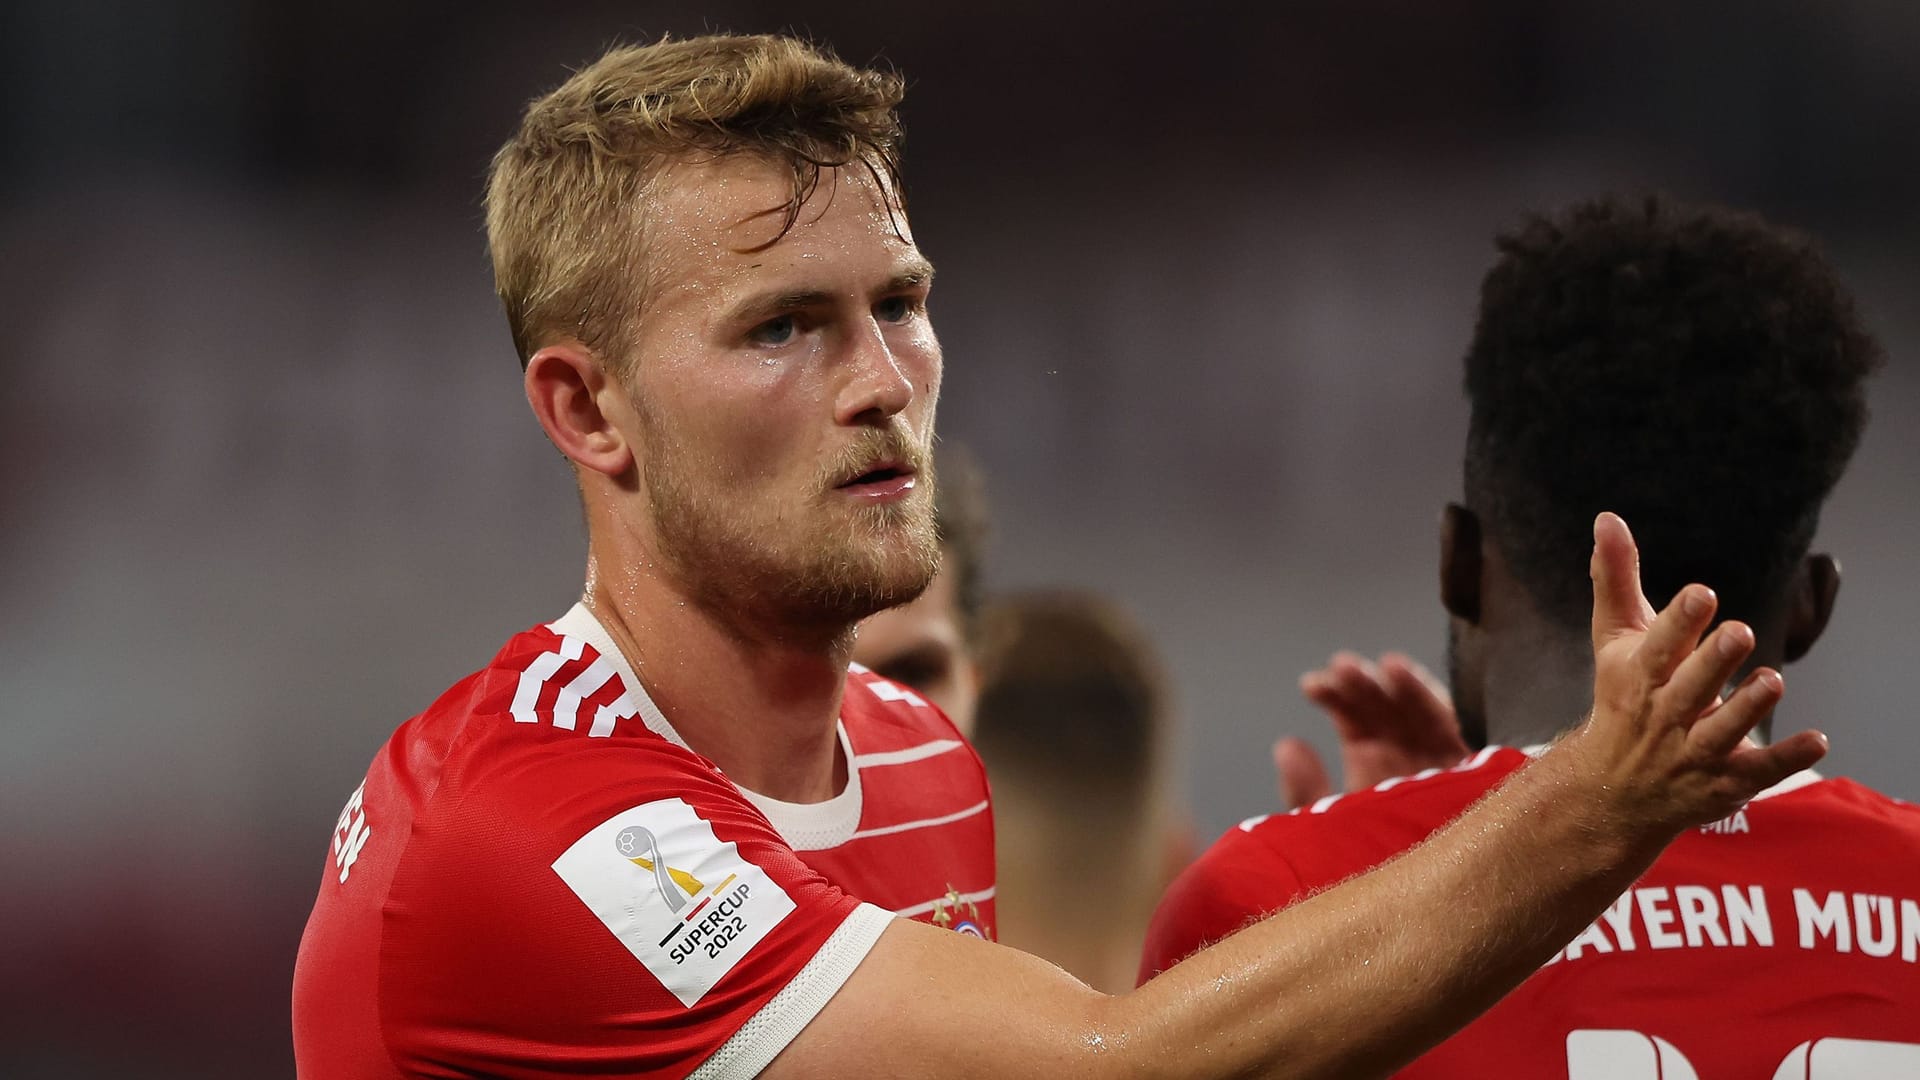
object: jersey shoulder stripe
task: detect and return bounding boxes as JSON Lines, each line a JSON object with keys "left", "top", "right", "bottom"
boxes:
{"left": 1235, "top": 745, "right": 1529, "bottom": 834}
{"left": 842, "top": 668, "right": 968, "bottom": 751}
{"left": 1767, "top": 775, "right": 1920, "bottom": 835}
{"left": 467, "top": 625, "right": 643, "bottom": 740}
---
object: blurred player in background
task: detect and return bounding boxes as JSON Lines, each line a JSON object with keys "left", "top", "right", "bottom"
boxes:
{"left": 292, "top": 35, "right": 1830, "bottom": 1078}
{"left": 1143, "top": 195, "right": 1920, "bottom": 1076}
{"left": 852, "top": 447, "right": 989, "bottom": 732}
{"left": 969, "top": 590, "right": 1192, "bottom": 992}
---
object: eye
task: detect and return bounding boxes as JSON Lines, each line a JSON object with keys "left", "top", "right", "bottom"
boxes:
{"left": 748, "top": 315, "right": 797, "bottom": 346}
{"left": 874, "top": 296, "right": 914, "bottom": 324}
{"left": 874, "top": 651, "right": 950, "bottom": 695}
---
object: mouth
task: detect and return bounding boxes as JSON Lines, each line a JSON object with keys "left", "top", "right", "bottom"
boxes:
{"left": 835, "top": 459, "right": 919, "bottom": 502}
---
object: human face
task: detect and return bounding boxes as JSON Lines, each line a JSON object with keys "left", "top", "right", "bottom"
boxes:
{"left": 854, "top": 556, "right": 980, "bottom": 733}
{"left": 622, "top": 156, "right": 942, "bottom": 632}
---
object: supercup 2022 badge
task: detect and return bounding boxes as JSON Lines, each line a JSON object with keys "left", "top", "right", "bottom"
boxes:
{"left": 553, "top": 799, "right": 797, "bottom": 1007}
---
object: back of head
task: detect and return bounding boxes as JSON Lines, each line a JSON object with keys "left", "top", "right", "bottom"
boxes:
{"left": 973, "top": 591, "right": 1169, "bottom": 817}
{"left": 971, "top": 590, "right": 1180, "bottom": 992}
{"left": 484, "top": 34, "right": 905, "bottom": 371}
{"left": 1464, "top": 194, "right": 1882, "bottom": 633}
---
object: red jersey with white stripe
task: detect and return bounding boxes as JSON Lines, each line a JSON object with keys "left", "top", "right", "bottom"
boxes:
{"left": 293, "top": 604, "right": 994, "bottom": 1079}
{"left": 1141, "top": 746, "right": 1920, "bottom": 1078}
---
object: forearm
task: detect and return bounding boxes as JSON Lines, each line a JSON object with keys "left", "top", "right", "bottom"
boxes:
{"left": 773, "top": 523, "right": 1821, "bottom": 1078}
{"left": 1110, "top": 738, "right": 1660, "bottom": 1079}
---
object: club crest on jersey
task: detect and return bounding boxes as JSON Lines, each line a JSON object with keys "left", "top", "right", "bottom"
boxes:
{"left": 553, "top": 798, "right": 796, "bottom": 1007}
{"left": 929, "top": 885, "right": 986, "bottom": 938}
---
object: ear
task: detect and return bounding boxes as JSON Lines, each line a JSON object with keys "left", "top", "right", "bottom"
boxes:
{"left": 1782, "top": 553, "right": 1841, "bottom": 663}
{"left": 1440, "top": 502, "right": 1483, "bottom": 624}
{"left": 524, "top": 344, "right": 634, "bottom": 478}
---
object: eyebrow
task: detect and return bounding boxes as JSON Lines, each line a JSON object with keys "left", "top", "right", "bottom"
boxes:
{"left": 891, "top": 258, "right": 936, "bottom": 291}
{"left": 723, "top": 258, "right": 937, "bottom": 327}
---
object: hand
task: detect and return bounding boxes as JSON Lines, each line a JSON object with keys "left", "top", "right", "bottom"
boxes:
{"left": 1278, "top": 653, "right": 1469, "bottom": 809}
{"left": 1554, "top": 512, "right": 1828, "bottom": 840}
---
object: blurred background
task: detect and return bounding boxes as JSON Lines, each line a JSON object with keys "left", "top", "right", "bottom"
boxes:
{"left": 4, "top": 1, "right": 1917, "bottom": 1074}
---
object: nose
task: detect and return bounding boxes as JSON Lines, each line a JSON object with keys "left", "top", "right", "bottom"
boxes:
{"left": 834, "top": 324, "right": 919, "bottom": 427}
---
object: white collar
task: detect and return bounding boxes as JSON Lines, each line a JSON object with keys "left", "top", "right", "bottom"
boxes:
{"left": 547, "top": 602, "right": 864, "bottom": 850}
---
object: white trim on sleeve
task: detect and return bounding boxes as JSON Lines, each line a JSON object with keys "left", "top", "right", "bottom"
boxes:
{"left": 688, "top": 902, "right": 895, "bottom": 1080}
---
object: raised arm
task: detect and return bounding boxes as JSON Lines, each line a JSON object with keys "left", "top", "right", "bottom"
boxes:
{"left": 766, "top": 514, "right": 1827, "bottom": 1079}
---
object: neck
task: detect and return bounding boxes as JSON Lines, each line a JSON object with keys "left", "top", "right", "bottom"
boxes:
{"left": 1479, "top": 628, "right": 1599, "bottom": 748}
{"left": 1480, "top": 617, "right": 1786, "bottom": 750}
{"left": 581, "top": 537, "right": 852, "bottom": 805}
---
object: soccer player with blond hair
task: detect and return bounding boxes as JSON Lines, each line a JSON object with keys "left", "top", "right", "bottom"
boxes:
{"left": 294, "top": 36, "right": 1827, "bottom": 1078}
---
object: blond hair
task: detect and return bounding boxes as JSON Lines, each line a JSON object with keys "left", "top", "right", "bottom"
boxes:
{"left": 484, "top": 34, "right": 906, "bottom": 369}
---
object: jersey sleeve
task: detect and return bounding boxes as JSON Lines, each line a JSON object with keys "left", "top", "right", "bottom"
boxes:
{"left": 1137, "top": 825, "right": 1310, "bottom": 985}
{"left": 377, "top": 733, "right": 892, "bottom": 1079}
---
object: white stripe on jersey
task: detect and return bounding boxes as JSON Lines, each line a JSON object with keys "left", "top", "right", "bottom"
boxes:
{"left": 552, "top": 655, "right": 616, "bottom": 731}
{"left": 1372, "top": 766, "right": 1446, "bottom": 795}
{"left": 1457, "top": 745, "right": 1504, "bottom": 771}
{"left": 1306, "top": 793, "right": 1343, "bottom": 814}
{"left": 852, "top": 739, "right": 964, "bottom": 768}
{"left": 850, "top": 799, "right": 989, "bottom": 841}
{"left": 589, "top": 690, "right": 638, "bottom": 739}
{"left": 511, "top": 635, "right": 586, "bottom": 724}
{"left": 864, "top": 680, "right": 928, "bottom": 708}
{"left": 894, "top": 886, "right": 997, "bottom": 920}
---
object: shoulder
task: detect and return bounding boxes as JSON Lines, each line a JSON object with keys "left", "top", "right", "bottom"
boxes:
{"left": 1142, "top": 746, "right": 1532, "bottom": 982}
{"left": 461, "top": 619, "right": 649, "bottom": 736}
{"left": 1762, "top": 774, "right": 1920, "bottom": 836}
{"left": 1230, "top": 746, "right": 1527, "bottom": 889}
{"left": 1236, "top": 745, "right": 1531, "bottom": 843}
{"left": 405, "top": 621, "right": 785, "bottom": 874}
{"left": 843, "top": 664, "right": 969, "bottom": 745}
{"left": 1141, "top": 821, "right": 1304, "bottom": 980}
{"left": 377, "top": 629, "right": 880, "bottom": 1076}
{"left": 840, "top": 664, "right": 986, "bottom": 782}
{"left": 441, "top": 619, "right": 725, "bottom": 777}
{"left": 840, "top": 662, "right": 991, "bottom": 816}
{"left": 379, "top": 749, "right": 873, "bottom": 1078}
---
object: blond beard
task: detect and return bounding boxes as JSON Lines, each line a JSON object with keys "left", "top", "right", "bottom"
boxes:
{"left": 642, "top": 425, "right": 941, "bottom": 636}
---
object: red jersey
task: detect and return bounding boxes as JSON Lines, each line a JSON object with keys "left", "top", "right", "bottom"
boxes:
{"left": 1142, "top": 745, "right": 1920, "bottom": 1078}
{"left": 293, "top": 604, "right": 994, "bottom": 1079}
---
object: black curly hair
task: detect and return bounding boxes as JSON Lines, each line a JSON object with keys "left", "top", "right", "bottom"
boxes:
{"left": 1464, "top": 194, "right": 1883, "bottom": 631}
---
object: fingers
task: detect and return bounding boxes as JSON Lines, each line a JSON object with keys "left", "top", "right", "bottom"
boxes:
{"left": 1687, "top": 665, "right": 1777, "bottom": 757}
{"left": 1302, "top": 653, "right": 1387, "bottom": 736}
{"left": 1382, "top": 653, "right": 1453, "bottom": 710}
{"left": 1721, "top": 727, "right": 1829, "bottom": 793}
{"left": 1591, "top": 512, "right": 1659, "bottom": 653}
{"left": 1275, "top": 737, "right": 1332, "bottom": 810}
{"left": 1574, "top": 514, "right": 1830, "bottom": 831}
{"left": 1633, "top": 585, "right": 1723, "bottom": 687}
{"left": 1735, "top": 722, "right": 1835, "bottom": 780}
{"left": 1302, "top": 651, "right": 1468, "bottom": 786}
{"left": 1377, "top": 654, "right": 1467, "bottom": 757}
